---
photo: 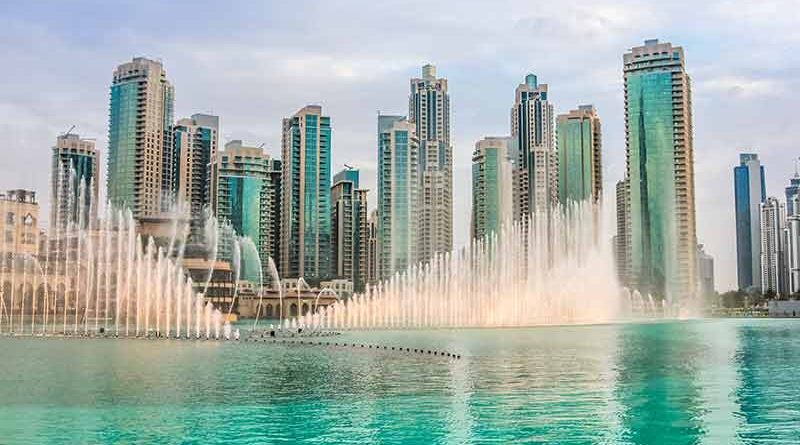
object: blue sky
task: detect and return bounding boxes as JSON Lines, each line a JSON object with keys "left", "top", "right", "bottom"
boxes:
{"left": 1, "top": 0, "right": 798, "bottom": 291}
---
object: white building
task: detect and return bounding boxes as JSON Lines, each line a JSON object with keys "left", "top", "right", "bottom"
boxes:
{"left": 409, "top": 64, "right": 452, "bottom": 263}
{"left": 511, "top": 74, "right": 555, "bottom": 220}
{"left": 761, "top": 197, "right": 787, "bottom": 296}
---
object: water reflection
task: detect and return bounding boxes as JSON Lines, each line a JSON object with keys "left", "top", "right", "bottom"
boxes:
{"left": 614, "top": 322, "right": 706, "bottom": 444}
{"left": 734, "top": 321, "right": 800, "bottom": 442}
{"left": 1, "top": 321, "right": 799, "bottom": 444}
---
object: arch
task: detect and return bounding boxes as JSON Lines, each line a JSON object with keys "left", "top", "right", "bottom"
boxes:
{"left": 289, "top": 303, "right": 298, "bottom": 317}
{"left": 56, "top": 283, "right": 66, "bottom": 311}
{"left": 264, "top": 304, "right": 274, "bottom": 318}
{"left": 301, "top": 303, "right": 309, "bottom": 315}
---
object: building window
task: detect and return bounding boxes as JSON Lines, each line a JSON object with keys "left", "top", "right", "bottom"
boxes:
{"left": 5, "top": 212, "right": 14, "bottom": 225}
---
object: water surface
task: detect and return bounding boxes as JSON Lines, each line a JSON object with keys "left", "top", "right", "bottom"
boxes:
{"left": 0, "top": 319, "right": 797, "bottom": 444}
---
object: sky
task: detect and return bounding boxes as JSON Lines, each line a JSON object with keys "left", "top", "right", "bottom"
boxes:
{"left": 1, "top": 0, "right": 798, "bottom": 292}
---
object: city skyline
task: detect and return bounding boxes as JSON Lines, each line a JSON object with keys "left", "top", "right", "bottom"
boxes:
{"left": 1, "top": 1, "right": 797, "bottom": 292}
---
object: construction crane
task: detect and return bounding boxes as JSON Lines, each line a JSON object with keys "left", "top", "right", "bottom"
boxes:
{"left": 62, "top": 125, "right": 76, "bottom": 137}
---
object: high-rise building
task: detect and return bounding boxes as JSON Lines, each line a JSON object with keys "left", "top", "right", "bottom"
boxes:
{"left": 760, "top": 197, "right": 787, "bottom": 296}
{"left": 173, "top": 114, "right": 219, "bottom": 215}
{"left": 786, "top": 195, "right": 800, "bottom": 294}
{"left": 556, "top": 105, "right": 602, "bottom": 204}
{"left": 623, "top": 39, "right": 697, "bottom": 301}
{"left": 785, "top": 167, "right": 800, "bottom": 217}
{"left": 511, "top": 74, "right": 556, "bottom": 220}
{"left": 331, "top": 168, "right": 368, "bottom": 292}
{"left": 367, "top": 209, "right": 378, "bottom": 286}
{"left": 280, "top": 105, "right": 332, "bottom": 282}
{"left": 51, "top": 133, "right": 98, "bottom": 230}
{"left": 471, "top": 136, "right": 513, "bottom": 240}
{"left": 409, "top": 64, "right": 452, "bottom": 262}
{"left": 107, "top": 57, "right": 175, "bottom": 219}
{"left": 615, "top": 179, "right": 630, "bottom": 287}
{"left": 696, "top": 244, "right": 715, "bottom": 298}
{"left": 210, "top": 140, "right": 281, "bottom": 283}
{"left": 377, "top": 114, "right": 419, "bottom": 280}
{"left": 734, "top": 153, "right": 766, "bottom": 291}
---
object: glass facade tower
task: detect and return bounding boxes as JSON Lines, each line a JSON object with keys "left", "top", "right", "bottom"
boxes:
{"left": 107, "top": 57, "right": 174, "bottom": 219}
{"left": 210, "top": 141, "right": 281, "bottom": 283}
{"left": 331, "top": 168, "right": 369, "bottom": 292}
{"left": 409, "top": 64, "right": 453, "bottom": 263}
{"left": 623, "top": 39, "right": 697, "bottom": 301}
{"left": 280, "top": 105, "right": 332, "bottom": 282}
{"left": 377, "top": 115, "right": 419, "bottom": 280}
{"left": 511, "top": 73, "right": 556, "bottom": 220}
{"left": 174, "top": 114, "right": 219, "bottom": 216}
{"left": 556, "top": 105, "right": 602, "bottom": 204}
{"left": 471, "top": 137, "right": 513, "bottom": 240}
{"left": 51, "top": 133, "right": 98, "bottom": 230}
{"left": 734, "top": 153, "right": 766, "bottom": 291}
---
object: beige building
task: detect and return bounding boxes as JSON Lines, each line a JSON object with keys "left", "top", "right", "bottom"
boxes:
{"left": 1, "top": 190, "right": 40, "bottom": 257}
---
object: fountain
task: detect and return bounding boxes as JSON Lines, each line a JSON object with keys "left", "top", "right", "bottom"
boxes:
{"left": 292, "top": 202, "right": 627, "bottom": 330}
{"left": 0, "top": 169, "right": 224, "bottom": 339}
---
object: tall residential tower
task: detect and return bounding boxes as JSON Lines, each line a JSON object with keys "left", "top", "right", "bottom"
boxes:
{"left": 556, "top": 105, "right": 602, "bottom": 204}
{"left": 173, "top": 113, "right": 219, "bottom": 215}
{"left": 331, "top": 168, "right": 369, "bottom": 292}
{"left": 623, "top": 39, "right": 697, "bottom": 301}
{"left": 107, "top": 57, "right": 174, "bottom": 219}
{"left": 51, "top": 133, "right": 98, "bottom": 230}
{"left": 377, "top": 115, "right": 419, "bottom": 280}
{"left": 511, "top": 74, "right": 555, "bottom": 220}
{"left": 471, "top": 136, "right": 513, "bottom": 240}
{"left": 733, "top": 153, "right": 766, "bottom": 291}
{"left": 409, "top": 64, "right": 452, "bottom": 262}
{"left": 280, "top": 105, "right": 332, "bottom": 282}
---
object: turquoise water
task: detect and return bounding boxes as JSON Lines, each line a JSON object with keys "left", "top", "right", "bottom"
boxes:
{"left": 0, "top": 319, "right": 798, "bottom": 444}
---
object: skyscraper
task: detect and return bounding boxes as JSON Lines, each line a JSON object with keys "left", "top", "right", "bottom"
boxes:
{"left": 696, "top": 244, "right": 715, "bottom": 298}
{"left": 409, "top": 64, "right": 452, "bottom": 262}
{"left": 785, "top": 166, "right": 800, "bottom": 217}
{"left": 377, "top": 114, "right": 419, "bottom": 280}
{"left": 173, "top": 114, "right": 219, "bottom": 215}
{"left": 511, "top": 74, "right": 555, "bottom": 220}
{"left": 760, "top": 197, "right": 787, "bottom": 296}
{"left": 556, "top": 105, "right": 602, "bottom": 204}
{"left": 733, "top": 153, "right": 766, "bottom": 291}
{"left": 786, "top": 195, "right": 800, "bottom": 294}
{"left": 623, "top": 39, "right": 697, "bottom": 301}
{"left": 107, "top": 57, "right": 174, "bottom": 219}
{"left": 331, "top": 168, "right": 369, "bottom": 292}
{"left": 210, "top": 140, "right": 281, "bottom": 282}
{"left": 615, "top": 179, "right": 630, "bottom": 287}
{"left": 471, "top": 136, "right": 513, "bottom": 240}
{"left": 51, "top": 133, "right": 98, "bottom": 230}
{"left": 367, "top": 209, "right": 378, "bottom": 286}
{"left": 280, "top": 105, "right": 332, "bottom": 282}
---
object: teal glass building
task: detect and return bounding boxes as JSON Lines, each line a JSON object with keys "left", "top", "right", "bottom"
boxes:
{"left": 624, "top": 39, "right": 697, "bottom": 301}
{"left": 280, "top": 105, "right": 332, "bottom": 283}
{"left": 471, "top": 137, "right": 513, "bottom": 240}
{"left": 556, "top": 105, "right": 602, "bottom": 204}
{"left": 107, "top": 57, "right": 174, "bottom": 219}
{"left": 734, "top": 153, "right": 765, "bottom": 291}
{"left": 377, "top": 115, "right": 419, "bottom": 280}
{"left": 210, "top": 141, "right": 281, "bottom": 283}
{"left": 51, "top": 134, "right": 98, "bottom": 229}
